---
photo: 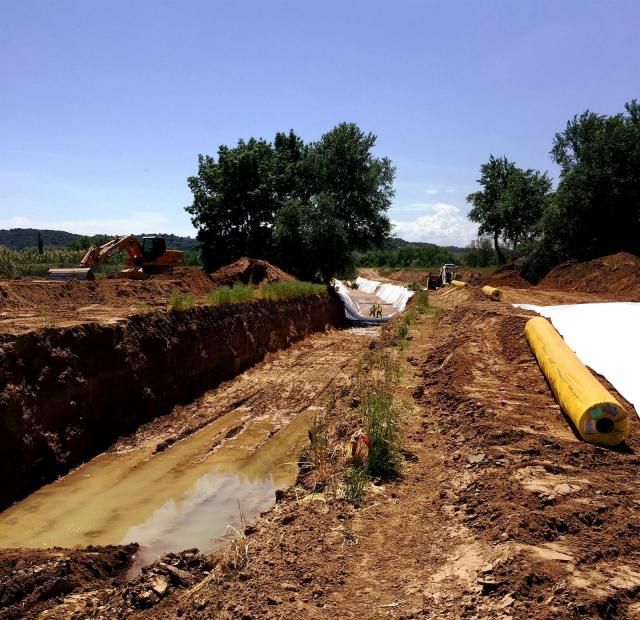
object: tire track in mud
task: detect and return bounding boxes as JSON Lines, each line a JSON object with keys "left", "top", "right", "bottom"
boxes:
{"left": 113, "top": 326, "right": 370, "bottom": 455}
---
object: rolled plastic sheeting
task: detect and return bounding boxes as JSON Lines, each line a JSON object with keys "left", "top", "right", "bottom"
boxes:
{"left": 451, "top": 280, "right": 467, "bottom": 288}
{"left": 482, "top": 285, "right": 502, "bottom": 301}
{"left": 525, "top": 316, "right": 629, "bottom": 446}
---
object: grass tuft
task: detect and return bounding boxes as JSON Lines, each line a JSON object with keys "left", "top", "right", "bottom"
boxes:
{"left": 168, "top": 291, "right": 195, "bottom": 311}
{"left": 257, "top": 280, "right": 326, "bottom": 300}
{"left": 344, "top": 466, "right": 368, "bottom": 505}
{"left": 206, "top": 284, "right": 254, "bottom": 305}
{"left": 361, "top": 390, "right": 402, "bottom": 477}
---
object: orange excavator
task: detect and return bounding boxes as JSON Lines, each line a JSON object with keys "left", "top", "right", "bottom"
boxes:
{"left": 48, "top": 235, "right": 185, "bottom": 280}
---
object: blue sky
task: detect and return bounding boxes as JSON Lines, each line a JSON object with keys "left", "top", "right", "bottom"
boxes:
{"left": 1, "top": 1, "right": 638, "bottom": 246}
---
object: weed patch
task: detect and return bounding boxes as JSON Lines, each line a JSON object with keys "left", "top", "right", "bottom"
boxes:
{"left": 168, "top": 291, "right": 195, "bottom": 311}
{"left": 206, "top": 284, "right": 253, "bottom": 305}
{"left": 344, "top": 466, "right": 367, "bottom": 505}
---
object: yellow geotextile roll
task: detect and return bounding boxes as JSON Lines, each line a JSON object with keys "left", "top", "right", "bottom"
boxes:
{"left": 451, "top": 280, "right": 467, "bottom": 287}
{"left": 525, "top": 316, "right": 629, "bottom": 446}
{"left": 482, "top": 285, "right": 502, "bottom": 301}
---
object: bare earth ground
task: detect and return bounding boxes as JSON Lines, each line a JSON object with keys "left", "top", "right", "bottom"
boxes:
{"left": 123, "top": 284, "right": 639, "bottom": 620}
{"left": 3, "top": 277, "right": 640, "bottom": 619}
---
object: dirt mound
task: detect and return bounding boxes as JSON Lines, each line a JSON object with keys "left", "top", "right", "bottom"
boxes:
{"left": 540, "top": 252, "right": 640, "bottom": 300}
{"left": 209, "top": 257, "right": 295, "bottom": 286}
{"left": 0, "top": 268, "right": 216, "bottom": 314}
{"left": 0, "top": 544, "right": 137, "bottom": 619}
{"left": 460, "top": 271, "right": 485, "bottom": 285}
{"left": 486, "top": 263, "right": 532, "bottom": 288}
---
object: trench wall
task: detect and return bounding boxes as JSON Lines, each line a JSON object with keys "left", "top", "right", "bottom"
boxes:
{"left": 0, "top": 293, "right": 343, "bottom": 508}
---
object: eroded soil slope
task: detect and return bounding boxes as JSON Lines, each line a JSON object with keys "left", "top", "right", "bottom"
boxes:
{"left": 0, "top": 293, "right": 342, "bottom": 508}
{"left": 540, "top": 252, "right": 640, "bottom": 300}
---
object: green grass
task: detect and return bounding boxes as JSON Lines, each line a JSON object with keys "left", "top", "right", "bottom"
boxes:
{"left": 0, "top": 247, "right": 125, "bottom": 278}
{"left": 361, "top": 390, "right": 402, "bottom": 477}
{"left": 344, "top": 465, "right": 368, "bottom": 505}
{"left": 257, "top": 280, "right": 326, "bottom": 300}
{"left": 168, "top": 291, "right": 195, "bottom": 311}
{"left": 206, "top": 284, "right": 254, "bottom": 305}
{"left": 205, "top": 281, "right": 326, "bottom": 307}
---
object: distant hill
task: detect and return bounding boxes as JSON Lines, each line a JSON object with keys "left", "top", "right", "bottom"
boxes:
{"left": 0, "top": 228, "right": 200, "bottom": 252}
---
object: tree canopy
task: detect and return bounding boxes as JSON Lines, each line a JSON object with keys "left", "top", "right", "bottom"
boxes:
{"left": 549, "top": 100, "right": 640, "bottom": 261}
{"left": 186, "top": 123, "right": 394, "bottom": 280}
{"left": 467, "top": 100, "right": 640, "bottom": 281}
{"left": 466, "top": 156, "right": 551, "bottom": 264}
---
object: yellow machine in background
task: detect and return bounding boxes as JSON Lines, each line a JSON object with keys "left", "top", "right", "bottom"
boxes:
{"left": 48, "top": 235, "right": 184, "bottom": 280}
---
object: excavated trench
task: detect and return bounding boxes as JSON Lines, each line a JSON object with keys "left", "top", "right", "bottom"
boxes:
{"left": 0, "top": 293, "right": 343, "bottom": 510}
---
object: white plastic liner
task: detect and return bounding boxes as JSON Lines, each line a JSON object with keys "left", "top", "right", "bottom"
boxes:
{"left": 355, "top": 277, "right": 381, "bottom": 295}
{"left": 515, "top": 302, "right": 640, "bottom": 413}
{"left": 333, "top": 277, "right": 414, "bottom": 322}
{"left": 355, "top": 277, "right": 414, "bottom": 311}
{"left": 333, "top": 279, "right": 368, "bottom": 322}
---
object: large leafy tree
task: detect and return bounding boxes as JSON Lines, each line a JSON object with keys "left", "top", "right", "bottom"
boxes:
{"left": 466, "top": 155, "right": 551, "bottom": 264}
{"left": 304, "top": 123, "right": 394, "bottom": 252}
{"left": 186, "top": 123, "right": 394, "bottom": 280}
{"left": 186, "top": 131, "right": 304, "bottom": 270}
{"left": 549, "top": 100, "right": 640, "bottom": 260}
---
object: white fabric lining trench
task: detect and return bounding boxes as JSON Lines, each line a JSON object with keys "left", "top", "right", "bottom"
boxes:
{"left": 333, "top": 277, "right": 414, "bottom": 322}
{"left": 514, "top": 302, "right": 640, "bottom": 414}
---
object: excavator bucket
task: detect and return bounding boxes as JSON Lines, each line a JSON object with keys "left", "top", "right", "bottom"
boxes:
{"left": 47, "top": 268, "right": 95, "bottom": 281}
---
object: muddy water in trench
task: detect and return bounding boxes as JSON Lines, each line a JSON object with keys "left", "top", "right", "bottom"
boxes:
{"left": 0, "top": 405, "right": 317, "bottom": 570}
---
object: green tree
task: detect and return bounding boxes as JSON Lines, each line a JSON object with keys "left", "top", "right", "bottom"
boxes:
{"left": 466, "top": 155, "right": 551, "bottom": 264}
{"left": 37, "top": 232, "right": 43, "bottom": 255}
{"left": 549, "top": 100, "right": 640, "bottom": 260}
{"left": 464, "top": 236, "right": 495, "bottom": 267}
{"left": 186, "top": 124, "right": 394, "bottom": 280}
{"left": 304, "top": 123, "right": 394, "bottom": 251}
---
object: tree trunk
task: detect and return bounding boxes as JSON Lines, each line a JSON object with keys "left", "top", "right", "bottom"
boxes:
{"left": 494, "top": 232, "right": 506, "bottom": 265}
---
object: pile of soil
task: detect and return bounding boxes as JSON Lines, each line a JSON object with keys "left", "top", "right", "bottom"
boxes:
{"left": 540, "top": 252, "right": 640, "bottom": 300}
{"left": 0, "top": 544, "right": 137, "bottom": 619}
{"left": 0, "top": 267, "right": 216, "bottom": 313}
{"left": 209, "top": 257, "right": 295, "bottom": 286}
{"left": 460, "top": 271, "right": 485, "bottom": 285}
{"left": 486, "top": 263, "right": 532, "bottom": 288}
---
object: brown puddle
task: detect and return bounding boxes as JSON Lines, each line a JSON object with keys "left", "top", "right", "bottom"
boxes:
{"left": 0, "top": 406, "right": 316, "bottom": 572}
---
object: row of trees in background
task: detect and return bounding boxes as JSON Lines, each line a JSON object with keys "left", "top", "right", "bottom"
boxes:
{"left": 186, "top": 123, "right": 395, "bottom": 281}
{"left": 467, "top": 100, "right": 640, "bottom": 281}
{"left": 355, "top": 242, "right": 457, "bottom": 269}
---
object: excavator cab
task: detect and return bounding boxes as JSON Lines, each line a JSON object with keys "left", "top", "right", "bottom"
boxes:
{"left": 142, "top": 236, "right": 167, "bottom": 262}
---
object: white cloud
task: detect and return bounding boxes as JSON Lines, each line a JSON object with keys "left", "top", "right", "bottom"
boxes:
{"left": 392, "top": 202, "right": 478, "bottom": 247}
{"left": 39, "top": 211, "right": 172, "bottom": 235}
{"left": 0, "top": 215, "right": 32, "bottom": 228}
{"left": 424, "top": 188, "right": 439, "bottom": 195}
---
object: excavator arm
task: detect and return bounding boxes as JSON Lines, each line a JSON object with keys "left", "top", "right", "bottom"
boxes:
{"left": 79, "top": 235, "right": 143, "bottom": 269}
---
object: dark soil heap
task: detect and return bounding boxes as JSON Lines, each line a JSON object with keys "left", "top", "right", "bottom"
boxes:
{"left": 209, "top": 257, "right": 295, "bottom": 286}
{"left": 486, "top": 263, "right": 532, "bottom": 288}
{"left": 540, "top": 252, "right": 640, "bottom": 300}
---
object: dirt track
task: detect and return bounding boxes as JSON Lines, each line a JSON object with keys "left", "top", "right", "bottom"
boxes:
{"left": 2, "top": 275, "right": 640, "bottom": 619}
